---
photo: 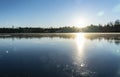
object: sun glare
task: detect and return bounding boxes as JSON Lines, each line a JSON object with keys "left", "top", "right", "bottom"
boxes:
{"left": 74, "top": 17, "right": 88, "bottom": 28}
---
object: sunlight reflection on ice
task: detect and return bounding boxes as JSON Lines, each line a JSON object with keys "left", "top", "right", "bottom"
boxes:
{"left": 72, "top": 33, "right": 96, "bottom": 77}
{"left": 76, "top": 33, "right": 85, "bottom": 55}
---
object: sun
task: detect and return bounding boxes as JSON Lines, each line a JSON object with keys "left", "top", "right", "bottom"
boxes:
{"left": 74, "top": 17, "right": 87, "bottom": 28}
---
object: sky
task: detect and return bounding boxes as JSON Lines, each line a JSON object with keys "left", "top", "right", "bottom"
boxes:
{"left": 0, "top": 0, "right": 120, "bottom": 27}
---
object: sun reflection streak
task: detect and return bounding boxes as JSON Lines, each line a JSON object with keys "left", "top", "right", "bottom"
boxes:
{"left": 73, "top": 33, "right": 86, "bottom": 67}
{"left": 76, "top": 33, "right": 85, "bottom": 55}
{"left": 72, "top": 33, "right": 96, "bottom": 76}
{"left": 73, "top": 33, "right": 92, "bottom": 76}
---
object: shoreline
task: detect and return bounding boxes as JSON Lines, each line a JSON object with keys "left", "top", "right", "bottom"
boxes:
{"left": 0, "top": 33, "right": 119, "bottom": 38}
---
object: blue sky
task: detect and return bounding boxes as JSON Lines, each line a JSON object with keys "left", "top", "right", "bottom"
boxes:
{"left": 0, "top": 0, "right": 120, "bottom": 27}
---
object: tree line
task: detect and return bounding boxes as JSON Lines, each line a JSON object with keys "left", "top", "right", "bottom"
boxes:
{"left": 0, "top": 20, "right": 120, "bottom": 33}
{"left": 82, "top": 20, "right": 120, "bottom": 32}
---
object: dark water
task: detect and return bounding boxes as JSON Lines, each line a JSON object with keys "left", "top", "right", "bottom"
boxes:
{"left": 0, "top": 33, "right": 120, "bottom": 77}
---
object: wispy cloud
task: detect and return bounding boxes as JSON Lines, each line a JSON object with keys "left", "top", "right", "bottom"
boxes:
{"left": 113, "top": 4, "right": 120, "bottom": 13}
{"left": 97, "top": 11, "right": 104, "bottom": 16}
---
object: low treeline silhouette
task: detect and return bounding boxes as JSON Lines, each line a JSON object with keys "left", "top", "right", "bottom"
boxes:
{"left": 82, "top": 20, "right": 120, "bottom": 32}
{"left": 0, "top": 20, "right": 120, "bottom": 33}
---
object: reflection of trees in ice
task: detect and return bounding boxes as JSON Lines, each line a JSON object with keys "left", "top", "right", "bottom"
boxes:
{"left": 0, "top": 33, "right": 119, "bottom": 45}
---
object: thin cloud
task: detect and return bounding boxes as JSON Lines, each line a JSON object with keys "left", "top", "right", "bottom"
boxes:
{"left": 113, "top": 4, "right": 120, "bottom": 13}
{"left": 97, "top": 11, "right": 104, "bottom": 16}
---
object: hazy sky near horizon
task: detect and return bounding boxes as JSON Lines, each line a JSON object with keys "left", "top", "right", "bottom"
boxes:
{"left": 0, "top": 0, "right": 120, "bottom": 27}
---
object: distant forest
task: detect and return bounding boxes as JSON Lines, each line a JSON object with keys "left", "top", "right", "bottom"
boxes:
{"left": 0, "top": 20, "right": 120, "bottom": 33}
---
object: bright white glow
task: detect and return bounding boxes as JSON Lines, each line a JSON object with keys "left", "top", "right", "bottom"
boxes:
{"left": 73, "top": 17, "right": 88, "bottom": 28}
